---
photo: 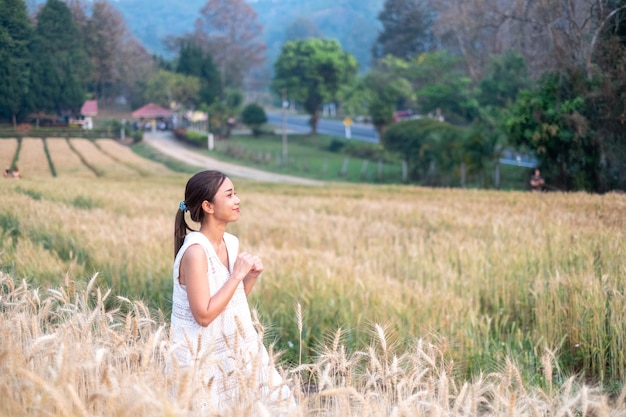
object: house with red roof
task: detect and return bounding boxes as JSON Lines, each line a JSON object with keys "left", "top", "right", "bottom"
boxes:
{"left": 132, "top": 103, "right": 173, "bottom": 131}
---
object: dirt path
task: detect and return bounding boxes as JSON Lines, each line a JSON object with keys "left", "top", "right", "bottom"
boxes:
{"left": 143, "top": 131, "right": 324, "bottom": 186}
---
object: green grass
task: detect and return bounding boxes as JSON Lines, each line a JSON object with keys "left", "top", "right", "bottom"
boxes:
{"left": 144, "top": 131, "right": 533, "bottom": 189}
{"left": 213, "top": 133, "right": 405, "bottom": 184}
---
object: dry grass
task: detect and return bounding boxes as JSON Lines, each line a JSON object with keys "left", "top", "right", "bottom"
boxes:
{"left": 0, "top": 138, "right": 18, "bottom": 169}
{"left": 95, "top": 139, "right": 171, "bottom": 176}
{"left": 1, "top": 143, "right": 625, "bottom": 414}
{"left": 1, "top": 271, "right": 625, "bottom": 417}
{"left": 16, "top": 137, "right": 52, "bottom": 178}
{"left": 46, "top": 138, "right": 97, "bottom": 178}
{"left": 69, "top": 138, "right": 137, "bottom": 178}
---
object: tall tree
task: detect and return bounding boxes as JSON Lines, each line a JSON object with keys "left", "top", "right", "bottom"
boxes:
{"left": 429, "top": 0, "right": 626, "bottom": 80}
{"left": 193, "top": 0, "right": 266, "bottom": 90}
{"left": 273, "top": 38, "right": 358, "bottom": 134}
{"left": 0, "top": 0, "right": 32, "bottom": 126}
{"left": 85, "top": 0, "right": 127, "bottom": 103}
{"left": 29, "top": 0, "right": 90, "bottom": 118}
{"left": 373, "top": 0, "right": 436, "bottom": 60}
{"left": 116, "top": 37, "right": 155, "bottom": 109}
{"left": 176, "top": 39, "right": 221, "bottom": 107}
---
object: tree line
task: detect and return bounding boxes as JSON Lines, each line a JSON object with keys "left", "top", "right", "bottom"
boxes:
{"left": 1, "top": 0, "right": 625, "bottom": 192}
{"left": 272, "top": 0, "right": 626, "bottom": 192}
{"left": 0, "top": 0, "right": 264, "bottom": 135}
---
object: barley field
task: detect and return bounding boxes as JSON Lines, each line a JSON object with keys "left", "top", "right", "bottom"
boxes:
{"left": 1, "top": 137, "right": 625, "bottom": 416}
{"left": 0, "top": 138, "right": 18, "bottom": 169}
{"left": 47, "top": 138, "right": 97, "bottom": 178}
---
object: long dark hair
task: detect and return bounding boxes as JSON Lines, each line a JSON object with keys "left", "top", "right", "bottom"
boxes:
{"left": 174, "top": 170, "right": 227, "bottom": 257}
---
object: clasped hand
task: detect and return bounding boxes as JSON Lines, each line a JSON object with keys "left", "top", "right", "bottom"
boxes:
{"left": 232, "top": 251, "right": 263, "bottom": 282}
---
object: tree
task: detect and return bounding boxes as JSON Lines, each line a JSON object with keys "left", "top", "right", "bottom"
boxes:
{"left": 193, "top": 0, "right": 266, "bottom": 90}
{"left": 115, "top": 37, "right": 155, "bottom": 109}
{"left": 85, "top": 0, "right": 127, "bottom": 103}
{"left": 504, "top": 71, "right": 598, "bottom": 191}
{"left": 373, "top": 0, "right": 436, "bottom": 60}
{"left": 362, "top": 69, "right": 414, "bottom": 137}
{"left": 241, "top": 103, "right": 267, "bottom": 136}
{"left": 379, "top": 52, "right": 477, "bottom": 124}
{"left": 381, "top": 118, "right": 465, "bottom": 185}
{"left": 273, "top": 38, "right": 358, "bottom": 134}
{"left": 176, "top": 39, "right": 221, "bottom": 107}
{"left": 429, "top": 0, "right": 626, "bottom": 81}
{"left": 29, "top": 0, "right": 90, "bottom": 118}
{"left": 585, "top": 9, "right": 626, "bottom": 192}
{"left": 0, "top": 0, "right": 32, "bottom": 126}
{"left": 143, "top": 70, "right": 200, "bottom": 109}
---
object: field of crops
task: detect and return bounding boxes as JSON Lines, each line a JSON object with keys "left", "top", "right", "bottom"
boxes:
{"left": 1, "top": 137, "right": 171, "bottom": 178}
{"left": 1, "top": 137, "right": 625, "bottom": 416}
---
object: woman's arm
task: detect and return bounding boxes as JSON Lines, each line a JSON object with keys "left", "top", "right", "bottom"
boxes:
{"left": 182, "top": 245, "right": 260, "bottom": 326}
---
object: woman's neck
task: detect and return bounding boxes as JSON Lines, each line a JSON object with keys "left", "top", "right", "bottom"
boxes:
{"left": 200, "top": 222, "right": 226, "bottom": 249}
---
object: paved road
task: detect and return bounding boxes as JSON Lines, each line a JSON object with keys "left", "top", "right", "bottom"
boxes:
{"left": 266, "top": 111, "right": 537, "bottom": 168}
{"left": 266, "top": 112, "right": 380, "bottom": 143}
{"left": 143, "top": 130, "right": 324, "bottom": 186}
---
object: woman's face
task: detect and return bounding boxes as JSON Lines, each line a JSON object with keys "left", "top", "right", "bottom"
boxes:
{"left": 207, "top": 177, "right": 241, "bottom": 223}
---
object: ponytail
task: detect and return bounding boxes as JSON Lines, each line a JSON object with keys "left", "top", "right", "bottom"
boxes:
{"left": 173, "top": 170, "right": 228, "bottom": 258}
{"left": 174, "top": 208, "right": 188, "bottom": 258}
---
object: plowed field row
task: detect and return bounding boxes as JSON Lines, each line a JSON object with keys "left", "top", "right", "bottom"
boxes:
{"left": 0, "top": 137, "right": 170, "bottom": 179}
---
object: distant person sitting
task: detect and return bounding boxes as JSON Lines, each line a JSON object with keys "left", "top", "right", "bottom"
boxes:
{"left": 11, "top": 166, "right": 21, "bottom": 179}
{"left": 530, "top": 169, "right": 544, "bottom": 192}
{"left": 3, "top": 167, "right": 11, "bottom": 178}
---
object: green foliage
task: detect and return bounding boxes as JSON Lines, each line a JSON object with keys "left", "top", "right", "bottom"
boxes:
{"left": 504, "top": 70, "right": 599, "bottom": 191}
{"left": 373, "top": 0, "right": 436, "bottom": 60}
{"left": 478, "top": 51, "right": 529, "bottom": 109}
{"left": 382, "top": 118, "right": 465, "bottom": 185}
{"left": 373, "top": 52, "right": 478, "bottom": 125}
{"left": 132, "top": 129, "right": 143, "bottom": 144}
{"left": 327, "top": 139, "right": 345, "bottom": 153}
{"left": 29, "top": 0, "right": 91, "bottom": 116}
{"left": 273, "top": 38, "right": 359, "bottom": 134}
{"left": 0, "top": 0, "right": 32, "bottom": 125}
{"left": 240, "top": 103, "right": 267, "bottom": 136}
{"left": 144, "top": 70, "right": 200, "bottom": 109}
{"left": 363, "top": 69, "right": 415, "bottom": 136}
{"left": 172, "top": 128, "right": 207, "bottom": 148}
{"left": 204, "top": 88, "right": 244, "bottom": 138}
{"left": 176, "top": 40, "right": 221, "bottom": 106}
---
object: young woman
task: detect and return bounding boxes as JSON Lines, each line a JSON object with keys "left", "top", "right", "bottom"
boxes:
{"left": 169, "top": 170, "right": 293, "bottom": 414}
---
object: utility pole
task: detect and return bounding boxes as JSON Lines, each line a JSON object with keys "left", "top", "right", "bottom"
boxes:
{"left": 281, "top": 89, "right": 288, "bottom": 165}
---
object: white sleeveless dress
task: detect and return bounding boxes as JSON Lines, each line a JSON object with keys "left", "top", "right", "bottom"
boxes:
{"left": 169, "top": 231, "right": 293, "bottom": 413}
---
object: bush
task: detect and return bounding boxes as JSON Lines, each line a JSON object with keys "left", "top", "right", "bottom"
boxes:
{"left": 328, "top": 139, "right": 345, "bottom": 153}
{"left": 172, "top": 128, "right": 207, "bottom": 148}
{"left": 382, "top": 118, "right": 465, "bottom": 184}
{"left": 240, "top": 103, "right": 268, "bottom": 136}
{"left": 132, "top": 130, "right": 143, "bottom": 144}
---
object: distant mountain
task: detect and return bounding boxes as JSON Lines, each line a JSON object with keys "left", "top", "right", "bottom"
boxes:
{"left": 29, "top": 0, "right": 384, "bottom": 71}
{"left": 252, "top": 0, "right": 384, "bottom": 71}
